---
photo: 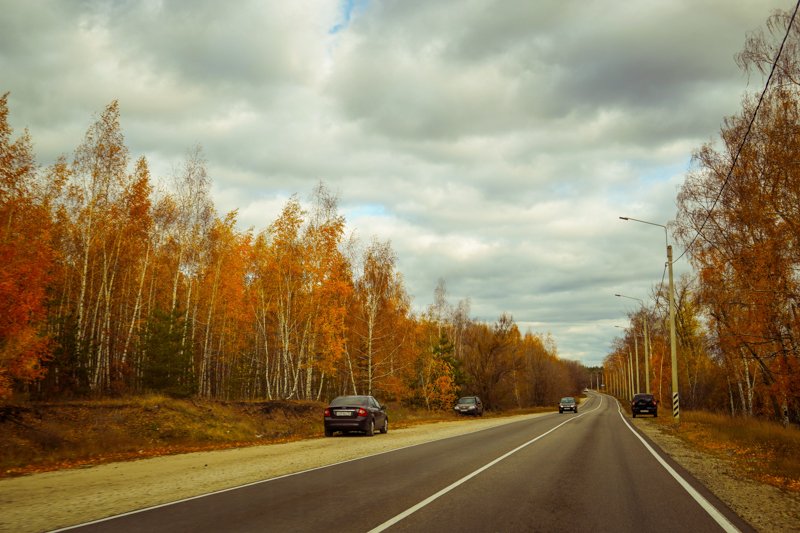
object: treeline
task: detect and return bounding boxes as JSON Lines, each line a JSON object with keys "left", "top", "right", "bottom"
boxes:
{"left": 606, "top": 10, "right": 800, "bottom": 425}
{"left": 0, "top": 94, "right": 585, "bottom": 408}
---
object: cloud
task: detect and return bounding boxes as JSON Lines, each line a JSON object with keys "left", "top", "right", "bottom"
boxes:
{"left": 0, "top": 0, "right": 785, "bottom": 366}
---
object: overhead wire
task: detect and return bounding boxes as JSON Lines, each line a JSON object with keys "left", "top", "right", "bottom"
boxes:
{"left": 673, "top": 0, "right": 800, "bottom": 264}
{"left": 653, "top": 261, "right": 669, "bottom": 312}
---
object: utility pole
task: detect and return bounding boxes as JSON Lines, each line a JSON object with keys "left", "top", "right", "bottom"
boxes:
{"left": 633, "top": 333, "right": 640, "bottom": 394}
{"left": 668, "top": 244, "right": 679, "bottom": 422}
{"left": 643, "top": 312, "right": 650, "bottom": 394}
{"left": 620, "top": 217, "right": 680, "bottom": 423}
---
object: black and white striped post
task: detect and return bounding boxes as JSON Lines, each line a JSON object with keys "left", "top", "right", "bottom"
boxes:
{"left": 667, "top": 243, "right": 680, "bottom": 423}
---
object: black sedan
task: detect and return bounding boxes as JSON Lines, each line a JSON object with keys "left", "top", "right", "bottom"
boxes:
{"left": 324, "top": 395, "right": 388, "bottom": 436}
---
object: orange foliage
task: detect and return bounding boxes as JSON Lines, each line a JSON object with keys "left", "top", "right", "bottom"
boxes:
{"left": 0, "top": 93, "right": 55, "bottom": 399}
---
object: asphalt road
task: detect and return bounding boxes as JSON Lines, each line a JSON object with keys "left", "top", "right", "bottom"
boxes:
{"left": 63, "top": 393, "right": 753, "bottom": 533}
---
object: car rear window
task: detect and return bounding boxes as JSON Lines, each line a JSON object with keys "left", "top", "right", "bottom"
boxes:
{"left": 330, "top": 396, "right": 369, "bottom": 407}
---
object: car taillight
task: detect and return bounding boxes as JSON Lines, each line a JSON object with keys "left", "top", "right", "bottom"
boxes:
{"left": 357, "top": 408, "right": 368, "bottom": 417}
{"left": 324, "top": 408, "right": 331, "bottom": 417}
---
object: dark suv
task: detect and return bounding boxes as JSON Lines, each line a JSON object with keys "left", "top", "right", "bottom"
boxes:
{"left": 454, "top": 396, "right": 484, "bottom": 416}
{"left": 559, "top": 397, "right": 578, "bottom": 413}
{"left": 631, "top": 393, "right": 658, "bottom": 417}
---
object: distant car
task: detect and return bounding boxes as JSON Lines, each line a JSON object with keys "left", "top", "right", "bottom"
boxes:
{"left": 631, "top": 393, "right": 658, "bottom": 418}
{"left": 559, "top": 397, "right": 578, "bottom": 413}
{"left": 323, "top": 395, "right": 388, "bottom": 436}
{"left": 454, "top": 396, "right": 484, "bottom": 416}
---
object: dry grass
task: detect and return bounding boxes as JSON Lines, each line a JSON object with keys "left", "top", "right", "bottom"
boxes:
{"left": 651, "top": 410, "right": 800, "bottom": 492}
{"left": 1, "top": 396, "right": 538, "bottom": 477}
{"left": 0, "top": 393, "right": 574, "bottom": 479}
{"left": 0, "top": 396, "right": 325, "bottom": 476}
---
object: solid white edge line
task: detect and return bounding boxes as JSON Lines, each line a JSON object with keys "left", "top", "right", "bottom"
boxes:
{"left": 615, "top": 398, "right": 741, "bottom": 533}
{"left": 368, "top": 394, "right": 604, "bottom": 533}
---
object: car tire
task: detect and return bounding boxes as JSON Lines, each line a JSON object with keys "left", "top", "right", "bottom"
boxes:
{"left": 380, "top": 418, "right": 388, "bottom": 434}
{"left": 575, "top": 409, "right": 578, "bottom": 413}
{"left": 324, "top": 428, "right": 333, "bottom": 437}
{"left": 632, "top": 412, "right": 636, "bottom": 418}
{"left": 366, "top": 419, "right": 375, "bottom": 436}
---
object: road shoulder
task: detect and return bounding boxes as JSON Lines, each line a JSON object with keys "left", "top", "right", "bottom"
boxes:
{"left": 631, "top": 417, "right": 800, "bottom": 533}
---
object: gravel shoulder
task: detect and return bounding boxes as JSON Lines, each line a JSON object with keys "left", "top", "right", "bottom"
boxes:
{"left": 1, "top": 409, "right": 798, "bottom": 532}
{"left": 631, "top": 417, "right": 800, "bottom": 533}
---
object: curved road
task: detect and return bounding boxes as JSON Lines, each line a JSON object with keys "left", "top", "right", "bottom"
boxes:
{"left": 63, "top": 393, "right": 753, "bottom": 532}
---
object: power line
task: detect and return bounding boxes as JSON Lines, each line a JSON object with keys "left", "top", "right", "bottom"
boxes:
{"left": 653, "top": 261, "right": 668, "bottom": 312}
{"left": 675, "top": 1, "right": 800, "bottom": 263}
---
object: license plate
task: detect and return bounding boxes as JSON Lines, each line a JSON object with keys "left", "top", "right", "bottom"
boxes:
{"left": 335, "top": 411, "right": 352, "bottom": 417}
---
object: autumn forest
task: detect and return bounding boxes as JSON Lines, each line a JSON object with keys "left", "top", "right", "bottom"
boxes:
{"left": 0, "top": 93, "right": 584, "bottom": 410}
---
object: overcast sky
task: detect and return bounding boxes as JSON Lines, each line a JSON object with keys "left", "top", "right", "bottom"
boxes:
{"left": 1, "top": 0, "right": 790, "bottom": 366}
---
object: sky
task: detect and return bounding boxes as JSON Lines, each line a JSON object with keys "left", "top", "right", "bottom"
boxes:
{"left": 0, "top": 0, "right": 791, "bottom": 367}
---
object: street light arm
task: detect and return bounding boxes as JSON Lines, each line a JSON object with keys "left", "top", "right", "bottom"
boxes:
{"left": 615, "top": 293, "right": 644, "bottom": 306}
{"left": 619, "top": 216, "right": 669, "bottom": 248}
{"left": 619, "top": 216, "right": 665, "bottom": 229}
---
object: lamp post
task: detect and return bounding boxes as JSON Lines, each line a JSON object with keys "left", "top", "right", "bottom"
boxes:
{"left": 614, "top": 325, "right": 634, "bottom": 400}
{"left": 633, "top": 331, "right": 640, "bottom": 394}
{"left": 620, "top": 216, "right": 679, "bottom": 423}
{"left": 591, "top": 370, "right": 602, "bottom": 390}
{"left": 615, "top": 293, "right": 650, "bottom": 395}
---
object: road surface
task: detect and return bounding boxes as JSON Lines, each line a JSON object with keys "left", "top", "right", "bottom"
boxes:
{"left": 61, "top": 393, "right": 753, "bottom": 532}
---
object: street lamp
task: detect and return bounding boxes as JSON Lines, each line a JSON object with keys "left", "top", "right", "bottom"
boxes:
{"left": 614, "top": 325, "right": 634, "bottom": 400}
{"left": 615, "top": 293, "right": 650, "bottom": 395}
{"left": 620, "top": 216, "right": 679, "bottom": 423}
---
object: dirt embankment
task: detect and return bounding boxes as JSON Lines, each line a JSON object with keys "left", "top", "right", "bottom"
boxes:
{"left": 0, "top": 398, "right": 325, "bottom": 477}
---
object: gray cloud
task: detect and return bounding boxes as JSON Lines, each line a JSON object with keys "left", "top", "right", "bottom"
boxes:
{"left": 0, "top": 0, "right": 784, "bottom": 366}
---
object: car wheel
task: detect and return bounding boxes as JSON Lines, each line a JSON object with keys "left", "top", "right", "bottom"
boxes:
{"left": 575, "top": 409, "right": 578, "bottom": 413}
{"left": 366, "top": 419, "right": 375, "bottom": 436}
{"left": 632, "top": 412, "right": 636, "bottom": 418}
{"left": 324, "top": 428, "right": 333, "bottom": 437}
{"left": 380, "top": 418, "right": 388, "bottom": 434}
{"left": 559, "top": 409, "right": 563, "bottom": 413}
{"left": 654, "top": 411, "right": 658, "bottom": 418}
